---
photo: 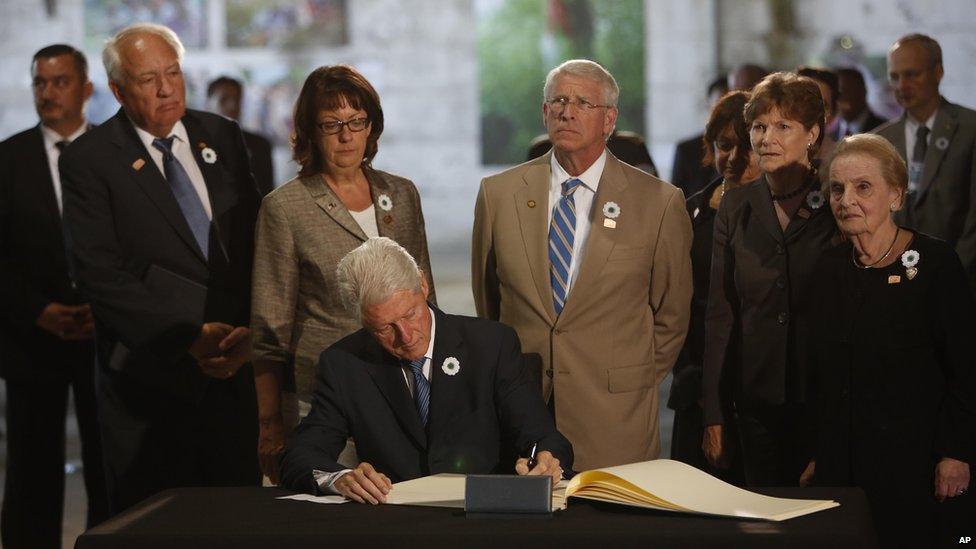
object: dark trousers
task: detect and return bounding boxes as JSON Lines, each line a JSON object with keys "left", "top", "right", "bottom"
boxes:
{"left": 97, "top": 371, "right": 260, "bottom": 516}
{"left": 1, "top": 353, "right": 108, "bottom": 549}
{"left": 735, "top": 404, "right": 809, "bottom": 487}
{"left": 670, "top": 404, "right": 745, "bottom": 485}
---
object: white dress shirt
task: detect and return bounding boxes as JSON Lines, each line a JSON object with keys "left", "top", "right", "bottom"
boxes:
{"left": 349, "top": 205, "right": 380, "bottom": 238}
{"left": 314, "top": 307, "right": 436, "bottom": 494}
{"left": 40, "top": 123, "right": 86, "bottom": 214}
{"left": 132, "top": 120, "right": 213, "bottom": 220}
{"left": 548, "top": 150, "right": 607, "bottom": 291}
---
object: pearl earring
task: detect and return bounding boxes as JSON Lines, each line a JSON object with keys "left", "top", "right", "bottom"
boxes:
{"left": 890, "top": 203, "right": 897, "bottom": 211}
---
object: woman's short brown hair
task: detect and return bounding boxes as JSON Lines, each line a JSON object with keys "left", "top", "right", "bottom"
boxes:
{"left": 702, "top": 90, "right": 751, "bottom": 179}
{"left": 743, "top": 72, "right": 826, "bottom": 163}
{"left": 292, "top": 65, "right": 384, "bottom": 177}
{"left": 820, "top": 133, "right": 908, "bottom": 206}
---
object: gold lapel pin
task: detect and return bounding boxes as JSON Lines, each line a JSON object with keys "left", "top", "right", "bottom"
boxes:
{"left": 383, "top": 214, "right": 393, "bottom": 224}
{"left": 888, "top": 275, "right": 901, "bottom": 284}
{"left": 527, "top": 200, "right": 536, "bottom": 208}
{"left": 797, "top": 209, "right": 810, "bottom": 219}
{"left": 327, "top": 203, "right": 336, "bottom": 209}
{"left": 198, "top": 141, "right": 207, "bottom": 149}
{"left": 603, "top": 218, "right": 616, "bottom": 229}
{"left": 132, "top": 158, "right": 146, "bottom": 171}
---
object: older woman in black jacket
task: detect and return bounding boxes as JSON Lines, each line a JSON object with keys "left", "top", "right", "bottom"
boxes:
{"left": 807, "top": 134, "right": 974, "bottom": 547}
{"left": 702, "top": 72, "right": 838, "bottom": 487}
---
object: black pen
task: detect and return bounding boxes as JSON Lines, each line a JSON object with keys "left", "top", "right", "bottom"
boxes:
{"left": 526, "top": 442, "right": 539, "bottom": 470}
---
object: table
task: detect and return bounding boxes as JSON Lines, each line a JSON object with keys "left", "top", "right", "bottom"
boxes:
{"left": 75, "top": 487, "right": 877, "bottom": 549}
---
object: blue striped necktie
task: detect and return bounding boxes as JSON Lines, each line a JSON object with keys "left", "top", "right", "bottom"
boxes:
{"left": 152, "top": 136, "right": 211, "bottom": 258}
{"left": 549, "top": 178, "right": 582, "bottom": 315}
{"left": 408, "top": 357, "right": 430, "bottom": 425}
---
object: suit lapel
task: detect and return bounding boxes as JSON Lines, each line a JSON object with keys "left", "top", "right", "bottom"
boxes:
{"left": 748, "top": 178, "right": 785, "bottom": 241}
{"left": 514, "top": 155, "right": 557, "bottom": 323}
{"left": 107, "top": 109, "right": 207, "bottom": 264}
{"left": 558, "top": 153, "right": 626, "bottom": 322}
{"left": 917, "top": 102, "right": 958, "bottom": 202}
{"left": 366, "top": 168, "right": 395, "bottom": 239}
{"left": 28, "top": 125, "right": 64, "bottom": 235}
{"left": 302, "top": 174, "right": 369, "bottom": 242}
{"left": 182, "top": 112, "right": 236, "bottom": 258}
{"left": 427, "top": 307, "right": 468, "bottom": 438}
{"left": 884, "top": 117, "right": 908, "bottom": 159}
{"left": 362, "top": 339, "right": 427, "bottom": 449}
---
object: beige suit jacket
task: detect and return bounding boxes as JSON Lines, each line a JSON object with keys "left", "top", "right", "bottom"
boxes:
{"left": 472, "top": 151, "right": 692, "bottom": 470}
{"left": 251, "top": 167, "right": 435, "bottom": 400}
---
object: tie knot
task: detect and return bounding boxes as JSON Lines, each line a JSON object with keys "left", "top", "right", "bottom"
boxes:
{"left": 561, "top": 178, "right": 582, "bottom": 197}
{"left": 408, "top": 357, "right": 426, "bottom": 374}
{"left": 916, "top": 125, "right": 930, "bottom": 139}
{"left": 152, "top": 136, "right": 177, "bottom": 159}
{"left": 55, "top": 140, "right": 70, "bottom": 153}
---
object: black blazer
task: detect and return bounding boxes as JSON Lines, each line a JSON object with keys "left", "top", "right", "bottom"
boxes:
{"left": 243, "top": 129, "right": 274, "bottom": 196}
{"left": 0, "top": 125, "right": 89, "bottom": 380}
{"left": 280, "top": 307, "right": 573, "bottom": 494}
{"left": 59, "top": 108, "right": 261, "bottom": 405}
{"left": 668, "top": 176, "right": 722, "bottom": 411}
{"left": 702, "top": 175, "right": 839, "bottom": 425}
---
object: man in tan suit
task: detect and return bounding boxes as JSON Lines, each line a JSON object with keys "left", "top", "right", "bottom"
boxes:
{"left": 472, "top": 60, "right": 692, "bottom": 471}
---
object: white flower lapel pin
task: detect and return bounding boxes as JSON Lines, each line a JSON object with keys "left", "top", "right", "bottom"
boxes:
{"left": 441, "top": 356, "right": 460, "bottom": 376}
{"left": 602, "top": 201, "right": 621, "bottom": 228}
{"left": 377, "top": 194, "right": 393, "bottom": 211}
{"left": 199, "top": 142, "right": 217, "bottom": 164}
{"left": 901, "top": 249, "right": 920, "bottom": 280}
{"left": 935, "top": 136, "right": 949, "bottom": 151}
{"left": 806, "top": 190, "right": 825, "bottom": 210}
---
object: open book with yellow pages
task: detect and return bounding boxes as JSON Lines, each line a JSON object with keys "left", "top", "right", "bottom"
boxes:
{"left": 560, "top": 459, "right": 839, "bottom": 521}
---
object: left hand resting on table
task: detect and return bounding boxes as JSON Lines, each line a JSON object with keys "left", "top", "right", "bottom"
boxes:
{"left": 935, "top": 457, "right": 970, "bottom": 502}
{"left": 515, "top": 450, "right": 562, "bottom": 488}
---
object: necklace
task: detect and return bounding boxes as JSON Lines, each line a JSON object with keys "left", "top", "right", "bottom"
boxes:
{"left": 852, "top": 228, "right": 900, "bottom": 269}
{"left": 770, "top": 179, "right": 810, "bottom": 201}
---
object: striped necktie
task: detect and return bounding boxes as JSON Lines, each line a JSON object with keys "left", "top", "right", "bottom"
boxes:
{"left": 408, "top": 357, "right": 430, "bottom": 426}
{"left": 548, "top": 178, "right": 582, "bottom": 315}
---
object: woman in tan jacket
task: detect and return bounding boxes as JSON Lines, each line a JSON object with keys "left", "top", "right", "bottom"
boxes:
{"left": 250, "top": 65, "right": 435, "bottom": 483}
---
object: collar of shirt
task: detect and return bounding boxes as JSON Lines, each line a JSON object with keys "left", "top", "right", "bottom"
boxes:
{"left": 132, "top": 119, "right": 190, "bottom": 153}
{"left": 549, "top": 148, "right": 607, "bottom": 196}
{"left": 40, "top": 123, "right": 86, "bottom": 152}
{"left": 904, "top": 109, "right": 938, "bottom": 160}
{"left": 841, "top": 109, "right": 871, "bottom": 135}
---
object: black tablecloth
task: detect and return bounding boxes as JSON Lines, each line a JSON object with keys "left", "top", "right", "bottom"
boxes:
{"left": 75, "top": 487, "right": 877, "bottom": 549}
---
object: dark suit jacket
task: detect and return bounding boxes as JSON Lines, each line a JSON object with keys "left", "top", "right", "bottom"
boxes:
{"left": 875, "top": 98, "right": 976, "bottom": 290}
{"left": 671, "top": 133, "right": 718, "bottom": 198}
{"left": 280, "top": 307, "right": 573, "bottom": 494}
{"left": 59, "top": 108, "right": 261, "bottom": 406}
{"left": 702, "top": 175, "right": 839, "bottom": 425}
{"left": 243, "top": 129, "right": 274, "bottom": 196}
{"left": 0, "top": 125, "right": 90, "bottom": 380}
{"left": 830, "top": 110, "right": 886, "bottom": 141}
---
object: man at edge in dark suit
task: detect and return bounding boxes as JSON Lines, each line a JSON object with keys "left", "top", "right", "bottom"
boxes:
{"left": 59, "top": 23, "right": 262, "bottom": 515}
{"left": 280, "top": 237, "right": 571, "bottom": 502}
{"left": 0, "top": 44, "right": 107, "bottom": 549}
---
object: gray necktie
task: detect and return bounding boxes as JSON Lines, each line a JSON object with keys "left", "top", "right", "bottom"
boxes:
{"left": 407, "top": 358, "right": 430, "bottom": 426}
{"left": 152, "top": 136, "right": 210, "bottom": 258}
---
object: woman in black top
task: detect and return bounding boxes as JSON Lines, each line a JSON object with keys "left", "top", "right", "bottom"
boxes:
{"left": 702, "top": 72, "right": 839, "bottom": 486}
{"left": 669, "top": 91, "right": 758, "bottom": 480}
{"left": 807, "top": 134, "right": 974, "bottom": 547}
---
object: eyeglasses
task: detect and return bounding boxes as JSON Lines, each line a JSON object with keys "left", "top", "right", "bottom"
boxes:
{"left": 546, "top": 96, "right": 613, "bottom": 114}
{"left": 317, "top": 117, "right": 369, "bottom": 135}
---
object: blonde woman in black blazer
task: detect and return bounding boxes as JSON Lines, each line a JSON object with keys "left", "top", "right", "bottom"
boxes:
{"left": 702, "top": 73, "right": 838, "bottom": 486}
{"left": 250, "top": 66, "right": 435, "bottom": 483}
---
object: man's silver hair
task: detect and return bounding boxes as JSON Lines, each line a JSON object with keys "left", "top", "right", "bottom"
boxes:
{"left": 336, "top": 237, "right": 423, "bottom": 318}
{"left": 103, "top": 23, "right": 185, "bottom": 85}
{"left": 543, "top": 59, "right": 619, "bottom": 106}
